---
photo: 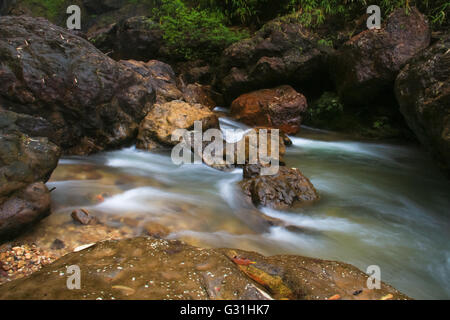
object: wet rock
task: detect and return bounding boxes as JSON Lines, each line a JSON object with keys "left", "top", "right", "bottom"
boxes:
{"left": 240, "top": 166, "right": 319, "bottom": 210}
{"left": 230, "top": 85, "right": 307, "bottom": 134}
{"left": 71, "top": 209, "right": 95, "bottom": 225}
{"left": 0, "top": 183, "right": 51, "bottom": 240}
{"left": 0, "top": 110, "right": 60, "bottom": 239}
{"left": 219, "top": 16, "right": 332, "bottom": 102}
{"left": 50, "top": 239, "right": 66, "bottom": 250}
{"left": 395, "top": 35, "right": 450, "bottom": 176}
{"left": 0, "top": 237, "right": 410, "bottom": 300}
{"left": 143, "top": 222, "right": 170, "bottom": 239}
{"left": 195, "top": 127, "right": 287, "bottom": 173}
{"left": 121, "top": 59, "right": 183, "bottom": 103}
{"left": 0, "top": 16, "right": 155, "bottom": 155}
{"left": 181, "top": 83, "right": 223, "bottom": 111}
{"left": 136, "top": 100, "right": 219, "bottom": 150}
{"left": 0, "top": 111, "right": 60, "bottom": 200}
{"left": 331, "top": 7, "right": 430, "bottom": 107}
{"left": 121, "top": 59, "right": 223, "bottom": 109}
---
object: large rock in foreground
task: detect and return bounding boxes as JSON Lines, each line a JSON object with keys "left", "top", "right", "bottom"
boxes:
{"left": 0, "top": 237, "right": 409, "bottom": 300}
{"left": 230, "top": 85, "right": 307, "bottom": 134}
{"left": 240, "top": 166, "right": 319, "bottom": 210}
{"left": 332, "top": 7, "right": 430, "bottom": 107}
{"left": 0, "top": 111, "right": 60, "bottom": 239}
{"left": 219, "top": 16, "right": 331, "bottom": 102}
{"left": 395, "top": 35, "right": 450, "bottom": 175}
{"left": 0, "top": 16, "right": 155, "bottom": 155}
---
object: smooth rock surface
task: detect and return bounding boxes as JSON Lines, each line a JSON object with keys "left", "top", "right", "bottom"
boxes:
{"left": 0, "top": 237, "right": 410, "bottom": 300}
{"left": 332, "top": 7, "right": 430, "bottom": 107}
{"left": 395, "top": 35, "right": 450, "bottom": 175}
{"left": 0, "top": 16, "right": 155, "bottom": 155}
{"left": 230, "top": 85, "right": 308, "bottom": 134}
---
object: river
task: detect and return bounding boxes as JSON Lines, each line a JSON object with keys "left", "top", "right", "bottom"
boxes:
{"left": 44, "top": 116, "right": 450, "bottom": 300}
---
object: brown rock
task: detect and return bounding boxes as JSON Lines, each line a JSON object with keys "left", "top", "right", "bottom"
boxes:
{"left": 0, "top": 183, "right": 51, "bottom": 239}
{"left": 181, "top": 83, "right": 223, "bottom": 110}
{"left": 231, "top": 85, "right": 307, "bottom": 134}
{"left": 219, "top": 16, "right": 331, "bottom": 102}
{"left": 71, "top": 209, "right": 95, "bottom": 225}
{"left": 121, "top": 59, "right": 183, "bottom": 103}
{"left": 0, "top": 16, "right": 155, "bottom": 155}
{"left": 0, "top": 238, "right": 410, "bottom": 300}
{"left": 240, "top": 166, "right": 319, "bottom": 210}
{"left": 143, "top": 222, "right": 170, "bottom": 239}
{"left": 136, "top": 100, "right": 219, "bottom": 150}
{"left": 332, "top": 7, "right": 431, "bottom": 107}
{"left": 0, "top": 110, "right": 60, "bottom": 239}
{"left": 50, "top": 239, "right": 65, "bottom": 250}
{"left": 395, "top": 34, "right": 450, "bottom": 176}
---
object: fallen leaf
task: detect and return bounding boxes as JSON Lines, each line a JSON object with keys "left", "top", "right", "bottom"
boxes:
{"left": 232, "top": 257, "right": 256, "bottom": 266}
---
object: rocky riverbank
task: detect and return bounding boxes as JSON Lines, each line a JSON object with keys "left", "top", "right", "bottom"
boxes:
{"left": 0, "top": 237, "right": 410, "bottom": 300}
{"left": 0, "top": 2, "right": 449, "bottom": 299}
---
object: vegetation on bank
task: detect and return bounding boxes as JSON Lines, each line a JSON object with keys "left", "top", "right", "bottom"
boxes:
{"left": 152, "top": 0, "right": 248, "bottom": 60}
{"left": 192, "top": 0, "right": 449, "bottom": 28}
{"left": 11, "top": 0, "right": 448, "bottom": 60}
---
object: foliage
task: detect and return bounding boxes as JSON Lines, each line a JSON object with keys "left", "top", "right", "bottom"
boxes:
{"left": 195, "top": 0, "right": 448, "bottom": 28}
{"left": 152, "top": 0, "right": 248, "bottom": 60}
{"left": 21, "top": 0, "right": 68, "bottom": 20}
{"left": 308, "top": 92, "right": 344, "bottom": 122}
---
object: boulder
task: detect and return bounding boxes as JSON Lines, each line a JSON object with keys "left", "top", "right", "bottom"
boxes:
{"left": 180, "top": 83, "right": 223, "bottom": 110}
{"left": 121, "top": 60, "right": 183, "bottom": 103}
{"left": 0, "top": 110, "right": 61, "bottom": 239}
{"left": 0, "top": 183, "right": 51, "bottom": 240}
{"left": 332, "top": 7, "right": 431, "bottom": 107}
{"left": 0, "top": 237, "right": 410, "bottom": 300}
{"left": 136, "top": 100, "right": 219, "bottom": 150}
{"left": 240, "top": 166, "right": 319, "bottom": 210}
{"left": 395, "top": 35, "right": 450, "bottom": 175}
{"left": 175, "top": 60, "right": 215, "bottom": 85}
{"left": 218, "top": 16, "right": 332, "bottom": 102}
{"left": 89, "top": 16, "right": 167, "bottom": 61}
{"left": 121, "top": 59, "right": 223, "bottom": 109}
{"left": 230, "top": 85, "right": 307, "bottom": 134}
{"left": 199, "top": 127, "right": 287, "bottom": 172}
{"left": 0, "top": 16, "right": 155, "bottom": 155}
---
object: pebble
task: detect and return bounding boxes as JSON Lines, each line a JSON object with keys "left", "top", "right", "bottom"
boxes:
{"left": 0, "top": 245, "right": 55, "bottom": 285}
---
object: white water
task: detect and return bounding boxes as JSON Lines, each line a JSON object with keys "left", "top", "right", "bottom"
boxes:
{"left": 48, "top": 119, "right": 450, "bottom": 299}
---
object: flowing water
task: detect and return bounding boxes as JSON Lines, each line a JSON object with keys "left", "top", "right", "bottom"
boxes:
{"left": 45, "top": 116, "right": 450, "bottom": 300}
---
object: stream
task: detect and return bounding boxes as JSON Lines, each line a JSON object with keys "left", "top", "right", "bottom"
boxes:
{"left": 43, "top": 116, "right": 450, "bottom": 300}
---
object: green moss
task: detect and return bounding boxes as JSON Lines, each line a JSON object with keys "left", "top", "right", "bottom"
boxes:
{"left": 195, "top": 0, "right": 448, "bottom": 28}
{"left": 21, "top": 0, "right": 67, "bottom": 21}
{"left": 152, "top": 0, "right": 248, "bottom": 60}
